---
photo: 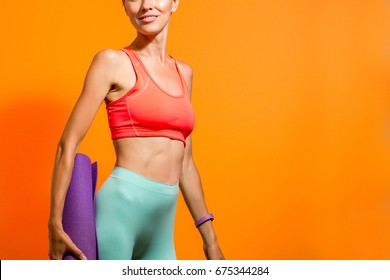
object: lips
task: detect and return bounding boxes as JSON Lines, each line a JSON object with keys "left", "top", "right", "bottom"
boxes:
{"left": 139, "top": 15, "right": 159, "bottom": 23}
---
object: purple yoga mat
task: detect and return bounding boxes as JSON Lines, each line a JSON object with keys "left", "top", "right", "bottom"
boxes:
{"left": 62, "top": 153, "right": 98, "bottom": 260}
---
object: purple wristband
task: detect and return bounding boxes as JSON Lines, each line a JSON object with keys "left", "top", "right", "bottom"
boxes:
{"left": 195, "top": 213, "right": 214, "bottom": 228}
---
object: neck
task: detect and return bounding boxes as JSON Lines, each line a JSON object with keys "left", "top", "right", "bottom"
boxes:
{"left": 130, "top": 25, "right": 170, "bottom": 63}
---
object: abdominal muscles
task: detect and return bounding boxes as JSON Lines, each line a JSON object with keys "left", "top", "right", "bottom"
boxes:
{"left": 113, "top": 137, "right": 185, "bottom": 185}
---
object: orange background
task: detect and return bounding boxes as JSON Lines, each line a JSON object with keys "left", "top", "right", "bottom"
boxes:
{"left": 1, "top": 0, "right": 390, "bottom": 259}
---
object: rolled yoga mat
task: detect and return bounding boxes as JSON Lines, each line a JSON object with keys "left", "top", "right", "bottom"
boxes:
{"left": 62, "top": 153, "right": 98, "bottom": 260}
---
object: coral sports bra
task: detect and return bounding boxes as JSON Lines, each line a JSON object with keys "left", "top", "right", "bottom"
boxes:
{"left": 105, "top": 47, "right": 195, "bottom": 147}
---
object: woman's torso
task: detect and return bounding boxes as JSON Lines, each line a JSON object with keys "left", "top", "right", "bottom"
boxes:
{"left": 104, "top": 47, "right": 193, "bottom": 185}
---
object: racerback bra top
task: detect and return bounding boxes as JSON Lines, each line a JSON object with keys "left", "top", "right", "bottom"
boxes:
{"left": 105, "top": 47, "right": 195, "bottom": 147}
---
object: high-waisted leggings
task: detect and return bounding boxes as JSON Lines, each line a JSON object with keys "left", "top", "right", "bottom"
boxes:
{"left": 95, "top": 166, "right": 179, "bottom": 260}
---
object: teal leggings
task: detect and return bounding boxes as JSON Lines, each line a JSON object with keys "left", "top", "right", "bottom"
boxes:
{"left": 95, "top": 166, "right": 178, "bottom": 260}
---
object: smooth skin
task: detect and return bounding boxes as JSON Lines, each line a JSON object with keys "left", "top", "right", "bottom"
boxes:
{"left": 48, "top": 0, "right": 224, "bottom": 260}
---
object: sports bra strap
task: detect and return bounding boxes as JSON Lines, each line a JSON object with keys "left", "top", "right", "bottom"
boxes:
{"left": 120, "top": 48, "right": 143, "bottom": 78}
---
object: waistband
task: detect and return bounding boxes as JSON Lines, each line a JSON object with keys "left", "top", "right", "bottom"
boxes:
{"left": 110, "top": 166, "right": 179, "bottom": 196}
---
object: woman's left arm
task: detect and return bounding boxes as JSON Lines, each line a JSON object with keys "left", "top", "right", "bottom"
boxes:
{"left": 177, "top": 61, "right": 224, "bottom": 260}
{"left": 179, "top": 136, "right": 224, "bottom": 260}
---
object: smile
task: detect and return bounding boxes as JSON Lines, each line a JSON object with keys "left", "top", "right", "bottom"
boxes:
{"left": 139, "top": 15, "right": 159, "bottom": 23}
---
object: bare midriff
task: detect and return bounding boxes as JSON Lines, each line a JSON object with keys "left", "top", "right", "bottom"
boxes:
{"left": 113, "top": 137, "right": 185, "bottom": 185}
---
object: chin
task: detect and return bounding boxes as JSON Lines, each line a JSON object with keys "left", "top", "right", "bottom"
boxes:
{"left": 135, "top": 24, "right": 168, "bottom": 36}
{"left": 137, "top": 28, "right": 164, "bottom": 37}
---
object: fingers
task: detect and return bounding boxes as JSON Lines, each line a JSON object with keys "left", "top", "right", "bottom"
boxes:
{"left": 61, "top": 234, "right": 88, "bottom": 260}
{"left": 48, "top": 229, "right": 87, "bottom": 260}
{"left": 67, "top": 241, "right": 87, "bottom": 260}
{"left": 49, "top": 242, "right": 87, "bottom": 260}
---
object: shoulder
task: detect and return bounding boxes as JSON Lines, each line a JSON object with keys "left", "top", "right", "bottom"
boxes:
{"left": 81, "top": 48, "right": 131, "bottom": 89}
{"left": 88, "top": 48, "right": 131, "bottom": 74}
{"left": 91, "top": 48, "right": 124, "bottom": 66}
{"left": 174, "top": 59, "right": 193, "bottom": 81}
{"left": 86, "top": 48, "right": 130, "bottom": 81}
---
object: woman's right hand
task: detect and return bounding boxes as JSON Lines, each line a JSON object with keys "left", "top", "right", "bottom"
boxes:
{"left": 48, "top": 222, "right": 87, "bottom": 260}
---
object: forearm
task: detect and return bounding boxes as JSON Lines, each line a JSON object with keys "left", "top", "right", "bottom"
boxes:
{"left": 179, "top": 160, "right": 218, "bottom": 245}
{"left": 48, "top": 142, "right": 78, "bottom": 228}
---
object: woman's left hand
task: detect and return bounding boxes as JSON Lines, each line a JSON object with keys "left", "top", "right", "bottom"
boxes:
{"left": 203, "top": 242, "right": 225, "bottom": 260}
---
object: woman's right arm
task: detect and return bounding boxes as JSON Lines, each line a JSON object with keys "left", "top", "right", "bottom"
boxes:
{"left": 48, "top": 49, "right": 121, "bottom": 260}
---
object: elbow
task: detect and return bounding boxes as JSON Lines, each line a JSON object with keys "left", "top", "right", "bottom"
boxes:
{"left": 182, "top": 155, "right": 195, "bottom": 171}
{"left": 180, "top": 157, "right": 196, "bottom": 180}
{"left": 56, "top": 137, "right": 79, "bottom": 158}
{"left": 179, "top": 159, "right": 200, "bottom": 188}
{"left": 53, "top": 140, "right": 79, "bottom": 170}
